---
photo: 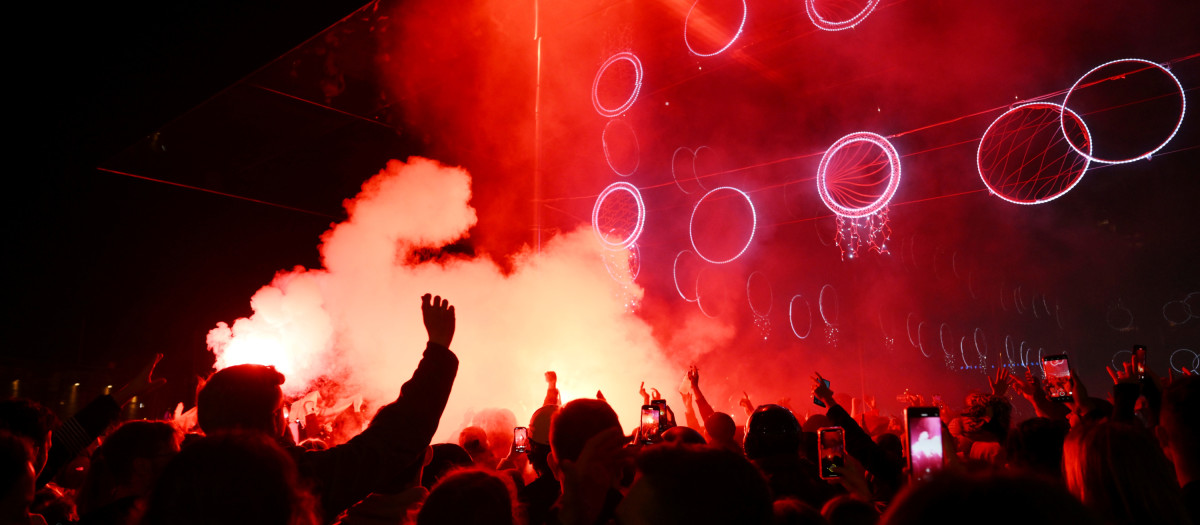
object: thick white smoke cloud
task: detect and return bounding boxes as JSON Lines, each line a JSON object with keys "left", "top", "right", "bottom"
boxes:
{"left": 208, "top": 157, "right": 716, "bottom": 440}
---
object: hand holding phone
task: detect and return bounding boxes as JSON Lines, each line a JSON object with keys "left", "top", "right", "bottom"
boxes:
{"left": 1133, "top": 345, "right": 1147, "bottom": 380}
{"left": 905, "top": 406, "right": 943, "bottom": 482}
{"left": 812, "top": 373, "right": 832, "bottom": 408}
{"left": 640, "top": 405, "right": 661, "bottom": 444}
{"left": 513, "top": 426, "right": 529, "bottom": 453}
{"left": 1042, "top": 354, "right": 1074, "bottom": 402}
{"left": 818, "top": 427, "right": 846, "bottom": 479}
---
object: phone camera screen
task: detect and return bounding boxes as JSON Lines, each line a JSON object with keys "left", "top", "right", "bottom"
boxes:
{"left": 907, "top": 411, "right": 943, "bottom": 482}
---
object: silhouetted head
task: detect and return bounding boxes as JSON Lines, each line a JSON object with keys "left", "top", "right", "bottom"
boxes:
{"left": 142, "top": 430, "right": 318, "bottom": 525}
{"left": 660, "top": 426, "right": 706, "bottom": 445}
{"left": 1063, "top": 421, "right": 1189, "bottom": 525}
{"left": 0, "top": 399, "right": 57, "bottom": 476}
{"left": 417, "top": 467, "right": 520, "bottom": 525}
{"left": 0, "top": 431, "right": 36, "bottom": 520}
{"left": 197, "top": 364, "right": 286, "bottom": 436}
{"left": 1004, "top": 417, "right": 1065, "bottom": 480}
{"left": 744, "top": 404, "right": 801, "bottom": 460}
{"left": 617, "top": 444, "right": 771, "bottom": 525}
{"left": 422, "top": 443, "right": 474, "bottom": 490}
{"left": 882, "top": 473, "right": 1097, "bottom": 525}
{"left": 550, "top": 399, "right": 620, "bottom": 463}
{"left": 1157, "top": 374, "right": 1198, "bottom": 486}
{"left": 772, "top": 498, "right": 826, "bottom": 525}
{"left": 821, "top": 494, "right": 878, "bottom": 525}
{"left": 458, "top": 426, "right": 491, "bottom": 463}
{"left": 76, "top": 420, "right": 180, "bottom": 516}
{"left": 704, "top": 412, "right": 736, "bottom": 443}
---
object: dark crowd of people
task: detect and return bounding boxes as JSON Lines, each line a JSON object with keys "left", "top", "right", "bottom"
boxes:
{"left": 2, "top": 294, "right": 1196, "bottom": 525}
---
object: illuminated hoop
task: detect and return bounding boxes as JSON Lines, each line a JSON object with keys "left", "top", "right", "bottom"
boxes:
{"left": 673, "top": 250, "right": 700, "bottom": 303}
{"left": 1111, "top": 350, "right": 1133, "bottom": 371}
{"left": 602, "top": 119, "right": 640, "bottom": 176}
{"left": 819, "top": 284, "right": 838, "bottom": 326}
{"left": 906, "top": 313, "right": 920, "bottom": 348}
{"left": 940, "top": 323, "right": 955, "bottom": 369}
{"left": 688, "top": 186, "right": 757, "bottom": 264}
{"left": 978, "top": 102, "right": 1092, "bottom": 205}
{"left": 672, "top": 147, "right": 698, "bottom": 194}
{"left": 917, "top": 322, "right": 931, "bottom": 358}
{"left": 1061, "top": 58, "right": 1187, "bottom": 164}
{"left": 1004, "top": 335, "right": 1016, "bottom": 366}
{"left": 788, "top": 294, "right": 812, "bottom": 339}
{"left": 603, "top": 244, "right": 641, "bottom": 284}
{"left": 805, "top": 0, "right": 881, "bottom": 31}
{"left": 1013, "top": 286, "right": 1025, "bottom": 315}
{"left": 591, "top": 52, "right": 643, "bottom": 118}
{"left": 974, "top": 328, "right": 988, "bottom": 369}
{"left": 817, "top": 132, "right": 900, "bottom": 259}
{"left": 1106, "top": 301, "right": 1134, "bottom": 332}
{"left": 1020, "top": 341, "right": 1031, "bottom": 368}
{"left": 1169, "top": 348, "right": 1199, "bottom": 374}
{"left": 817, "top": 132, "right": 901, "bottom": 218}
{"left": 683, "top": 0, "right": 747, "bottom": 57}
{"left": 695, "top": 268, "right": 719, "bottom": 319}
{"left": 592, "top": 182, "right": 646, "bottom": 250}
{"left": 960, "top": 337, "right": 972, "bottom": 369}
{"left": 747, "top": 272, "right": 773, "bottom": 317}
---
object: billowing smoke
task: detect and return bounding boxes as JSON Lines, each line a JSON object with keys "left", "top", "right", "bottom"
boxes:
{"left": 208, "top": 157, "right": 717, "bottom": 440}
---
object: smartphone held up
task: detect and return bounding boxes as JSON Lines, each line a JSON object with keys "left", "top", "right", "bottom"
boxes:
{"left": 818, "top": 427, "right": 845, "bottom": 479}
{"left": 904, "top": 406, "right": 943, "bottom": 483}
{"left": 513, "top": 426, "right": 529, "bottom": 453}
{"left": 640, "top": 405, "right": 661, "bottom": 444}
{"left": 1042, "top": 354, "right": 1073, "bottom": 402}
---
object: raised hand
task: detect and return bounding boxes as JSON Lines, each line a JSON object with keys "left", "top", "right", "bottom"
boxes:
{"left": 545, "top": 371, "right": 557, "bottom": 387}
{"left": 989, "top": 366, "right": 1013, "bottom": 397}
{"left": 650, "top": 388, "right": 662, "bottom": 401}
{"left": 739, "top": 392, "right": 754, "bottom": 415}
{"left": 811, "top": 372, "right": 835, "bottom": 407}
{"left": 422, "top": 294, "right": 455, "bottom": 348}
{"left": 639, "top": 382, "right": 650, "bottom": 405}
{"left": 687, "top": 365, "right": 700, "bottom": 388}
{"left": 114, "top": 353, "right": 167, "bottom": 406}
{"left": 1107, "top": 359, "right": 1138, "bottom": 385}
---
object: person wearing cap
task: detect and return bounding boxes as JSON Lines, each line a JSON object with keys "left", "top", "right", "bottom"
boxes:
{"left": 495, "top": 371, "right": 561, "bottom": 525}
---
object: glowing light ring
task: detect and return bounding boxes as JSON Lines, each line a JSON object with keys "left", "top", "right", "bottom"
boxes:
{"left": 603, "top": 244, "right": 641, "bottom": 284}
{"left": 819, "top": 284, "right": 838, "bottom": 325}
{"left": 688, "top": 186, "right": 757, "bottom": 264}
{"left": 591, "top": 52, "right": 643, "bottom": 118}
{"left": 695, "top": 268, "right": 718, "bottom": 319}
{"left": 1061, "top": 58, "right": 1187, "bottom": 164}
{"left": 906, "top": 313, "right": 920, "bottom": 347}
{"left": 683, "top": 0, "right": 747, "bottom": 57}
{"left": 816, "top": 132, "right": 902, "bottom": 218}
{"left": 805, "top": 0, "right": 881, "bottom": 31}
{"left": 672, "top": 147, "right": 698, "bottom": 194}
{"left": 1005, "top": 335, "right": 1016, "bottom": 365}
{"left": 917, "top": 322, "right": 931, "bottom": 358}
{"left": 747, "top": 272, "right": 773, "bottom": 317}
{"left": 978, "top": 102, "right": 1092, "bottom": 205}
{"left": 1111, "top": 350, "right": 1133, "bottom": 371}
{"left": 1020, "top": 341, "right": 1030, "bottom": 368}
{"left": 974, "top": 328, "right": 987, "bottom": 359}
{"left": 1168, "top": 348, "right": 1199, "bottom": 373}
{"left": 1014, "top": 286, "right": 1025, "bottom": 315}
{"left": 591, "top": 182, "right": 646, "bottom": 250}
{"left": 673, "top": 250, "right": 700, "bottom": 303}
{"left": 959, "top": 337, "right": 971, "bottom": 368}
{"left": 789, "top": 295, "right": 812, "bottom": 339}
{"left": 1106, "top": 302, "right": 1134, "bottom": 332}
{"left": 939, "top": 323, "right": 953, "bottom": 358}
{"left": 602, "top": 119, "right": 640, "bottom": 177}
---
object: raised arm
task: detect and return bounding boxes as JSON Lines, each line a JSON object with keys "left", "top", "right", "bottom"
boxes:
{"left": 300, "top": 293, "right": 460, "bottom": 521}
{"left": 689, "top": 366, "right": 716, "bottom": 423}
{"left": 811, "top": 372, "right": 901, "bottom": 491}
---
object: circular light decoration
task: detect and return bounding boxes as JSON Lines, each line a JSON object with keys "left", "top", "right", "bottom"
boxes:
{"left": 1169, "top": 348, "right": 1199, "bottom": 374}
{"left": 974, "top": 328, "right": 988, "bottom": 369}
{"left": 805, "top": 0, "right": 881, "bottom": 31}
{"left": 602, "top": 119, "right": 640, "bottom": 177}
{"left": 695, "top": 267, "right": 737, "bottom": 319}
{"left": 816, "top": 132, "right": 900, "bottom": 258}
{"left": 673, "top": 250, "right": 701, "bottom": 303}
{"left": 819, "top": 284, "right": 838, "bottom": 326}
{"left": 789, "top": 294, "right": 812, "bottom": 340}
{"left": 959, "top": 336, "right": 971, "bottom": 369}
{"left": 683, "top": 0, "right": 747, "bottom": 57}
{"left": 688, "top": 186, "right": 757, "bottom": 264}
{"left": 1061, "top": 58, "right": 1187, "bottom": 164}
{"left": 1004, "top": 335, "right": 1017, "bottom": 366}
{"left": 602, "top": 243, "right": 641, "bottom": 284}
{"left": 1111, "top": 350, "right": 1133, "bottom": 372}
{"left": 591, "top": 52, "right": 643, "bottom": 118}
{"left": 817, "top": 132, "right": 902, "bottom": 218}
{"left": 592, "top": 182, "right": 646, "bottom": 250}
{"left": 940, "top": 323, "right": 956, "bottom": 369}
{"left": 747, "top": 272, "right": 773, "bottom": 317}
{"left": 906, "top": 313, "right": 920, "bottom": 348}
{"left": 978, "top": 102, "right": 1092, "bottom": 205}
{"left": 672, "top": 146, "right": 708, "bottom": 194}
{"left": 917, "top": 322, "right": 931, "bottom": 358}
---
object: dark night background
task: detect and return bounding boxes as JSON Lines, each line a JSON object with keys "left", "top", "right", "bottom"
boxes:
{"left": 6, "top": 0, "right": 1199, "bottom": 419}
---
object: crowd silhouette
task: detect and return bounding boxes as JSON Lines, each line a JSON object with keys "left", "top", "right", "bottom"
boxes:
{"left": 3, "top": 294, "right": 1196, "bottom": 524}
